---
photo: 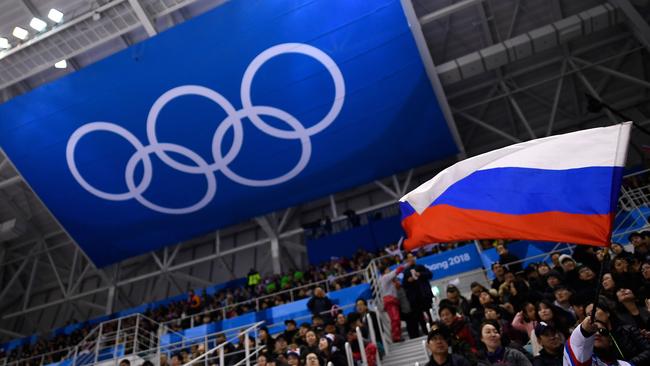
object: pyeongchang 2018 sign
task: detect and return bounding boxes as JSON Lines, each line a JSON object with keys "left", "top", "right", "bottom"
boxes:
{"left": 0, "top": 0, "right": 458, "bottom": 266}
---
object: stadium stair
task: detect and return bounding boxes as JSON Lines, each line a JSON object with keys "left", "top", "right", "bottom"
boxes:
{"left": 381, "top": 336, "right": 428, "bottom": 366}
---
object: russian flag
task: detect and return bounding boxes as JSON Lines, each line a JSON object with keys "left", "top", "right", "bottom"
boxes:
{"left": 400, "top": 122, "right": 631, "bottom": 251}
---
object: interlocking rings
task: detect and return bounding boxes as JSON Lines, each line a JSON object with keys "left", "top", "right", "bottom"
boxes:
{"left": 66, "top": 43, "right": 345, "bottom": 214}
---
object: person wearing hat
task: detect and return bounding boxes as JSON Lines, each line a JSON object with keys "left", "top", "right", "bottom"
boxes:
{"left": 286, "top": 349, "right": 302, "bottom": 366}
{"left": 425, "top": 323, "right": 471, "bottom": 366}
{"left": 318, "top": 334, "right": 346, "bottom": 366}
{"left": 532, "top": 322, "right": 562, "bottom": 366}
{"left": 558, "top": 254, "right": 580, "bottom": 289}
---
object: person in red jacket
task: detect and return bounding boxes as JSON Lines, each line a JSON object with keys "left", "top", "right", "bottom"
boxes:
{"left": 379, "top": 265, "right": 405, "bottom": 342}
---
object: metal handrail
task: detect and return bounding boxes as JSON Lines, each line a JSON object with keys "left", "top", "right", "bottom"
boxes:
{"left": 163, "top": 268, "right": 368, "bottom": 329}
{"left": 181, "top": 321, "right": 265, "bottom": 366}
{"left": 344, "top": 342, "right": 354, "bottom": 366}
{"left": 365, "top": 313, "right": 382, "bottom": 366}
{"left": 355, "top": 326, "right": 368, "bottom": 366}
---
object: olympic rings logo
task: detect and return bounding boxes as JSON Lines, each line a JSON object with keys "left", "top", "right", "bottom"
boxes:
{"left": 66, "top": 43, "right": 345, "bottom": 215}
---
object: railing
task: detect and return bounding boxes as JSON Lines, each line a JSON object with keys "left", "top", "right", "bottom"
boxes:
{"left": 180, "top": 321, "right": 265, "bottom": 366}
{"left": 163, "top": 268, "right": 368, "bottom": 330}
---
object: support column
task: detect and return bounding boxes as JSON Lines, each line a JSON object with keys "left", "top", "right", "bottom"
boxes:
{"left": 270, "top": 236, "right": 281, "bottom": 275}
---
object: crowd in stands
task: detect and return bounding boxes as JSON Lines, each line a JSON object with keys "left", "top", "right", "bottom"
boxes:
{"left": 0, "top": 239, "right": 464, "bottom": 366}
{"left": 419, "top": 232, "right": 650, "bottom": 366}
{"left": 10, "top": 229, "right": 650, "bottom": 366}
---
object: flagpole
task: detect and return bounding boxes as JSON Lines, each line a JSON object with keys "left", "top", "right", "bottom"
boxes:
{"left": 590, "top": 247, "right": 610, "bottom": 323}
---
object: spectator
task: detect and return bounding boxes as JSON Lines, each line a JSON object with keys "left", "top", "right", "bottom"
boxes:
{"left": 614, "top": 288, "right": 650, "bottom": 330}
{"left": 304, "top": 351, "right": 322, "bottom": 366}
{"left": 497, "top": 244, "right": 522, "bottom": 273}
{"left": 445, "top": 284, "right": 470, "bottom": 316}
{"left": 477, "top": 320, "right": 532, "bottom": 366}
{"left": 286, "top": 349, "right": 302, "bottom": 366}
{"left": 437, "top": 303, "right": 478, "bottom": 357}
{"left": 379, "top": 264, "right": 404, "bottom": 342}
{"left": 630, "top": 232, "right": 649, "bottom": 262}
{"left": 346, "top": 327, "right": 377, "bottom": 366}
{"left": 258, "top": 326, "right": 275, "bottom": 354}
{"left": 611, "top": 243, "right": 633, "bottom": 261}
{"left": 557, "top": 255, "right": 579, "bottom": 287}
{"left": 512, "top": 302, "right": 540, "bottom": 356}
{"left": 549, "top": 252, "right": 562, "bottom": 273}
{"left": 586, "top": 301, "right": 650, "bottom": 365}
{"left": 307, "top": 287, "right": 334, "bottom": 324}
{"left": 425, "top": 324, "right": 471, "bottom": 366}
{"left": 532, "top": 322, "right": 562, "bottom": 366}
{"left": 257, "top": 353, "right": 272, "bottom": 366}
{"left": 317, "top": 334, "right": 346, "bottom": 366}
{"left": 536, "top": 300, "right": 572, "bottom": 338}
{"left": 564, "top": 316, "right": 632, "bottom": 366}
{"left": 187, "top": 289, "right": 201, "bottom": 315}
{"left": 277, "top": 320, "right": 295, "bottom": 342}
{"left": 355, "top": 299, "right": 383, "bottom": 347}
{"left": 491, "top": 262, "right": 507, "bottom": 290}
{"left": 574, "top": 265, "right": 598, "bottom": 300}
{"left": 247, "top": 268, "right": 261, "bottom": 291}
{"left": 301, "top": 330, "right": 319, "bottom": 356}
{"left": 552, "top": 286, "right": 575, "bottom": 320}
{"left": 403, "top": 253, "right": 434, "bottom": 337}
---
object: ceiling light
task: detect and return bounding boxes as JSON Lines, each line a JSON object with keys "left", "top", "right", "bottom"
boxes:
{"left": 29, "top": 17, "right": 47, "bottom": 32}
{"left": 48, "top": 9, "right": 64, "bottom": 23}
{"left": 0, "top": 38, "right": 9, "bottom": 49}
{"left": 54, "top": 60, "right": 67, "bottom": 69}
{"left": 12, "top": 27, "right": 28, "bottom": 40}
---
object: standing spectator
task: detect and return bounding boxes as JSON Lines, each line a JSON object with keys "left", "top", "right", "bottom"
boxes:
{"left": 497, "top": 244, "right": 523, "bottom": 273}
{"left": 247, "top": 268, "right": 261, "bottom": 292}
{"left": 187, "top": 290, "right": 202, "bottom": 315}
{"left": 425, "top": 324, "right": 471, "bottom": 366}
{"left": 379, "top": 265, "right": 404, "bottom": 342}
{"left": 307, "top": 287, "right": 334, "bottom": 324}
{"left": 403, "top": 253, "right": 434, "bottom": 337}
{"left": 532, "top": 322, "right": 562, "bottom": 366}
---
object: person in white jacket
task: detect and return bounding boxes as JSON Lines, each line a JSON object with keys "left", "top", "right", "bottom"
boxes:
{"left": 563, "top": 316, "right": 632, "bottom": 366}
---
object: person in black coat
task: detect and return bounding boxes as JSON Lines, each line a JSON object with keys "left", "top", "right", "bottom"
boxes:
{"left": 587, "top": 301, "right": 650, "bottom": 365}
{"left": 403, "top": 253, "right": 434, "bottom": 336}
{"left": 307, "top": 287, "right": 334, "bottom": 324}
{"left": 425, "top": 324, "right": 472, "bottom": 366}
{"left": 532, "top": 322, "right": 562, "bottom": 366}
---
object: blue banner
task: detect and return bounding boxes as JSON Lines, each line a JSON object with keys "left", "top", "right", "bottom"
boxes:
{"left": 393, "top": 245, "right": 484, "bottom": 281}
{"left": 0, "top": 0, "right": 458, "bottom": 266}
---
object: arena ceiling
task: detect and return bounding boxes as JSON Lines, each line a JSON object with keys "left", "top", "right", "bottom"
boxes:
{"left": 0, "top": 0, "right": 649, "bottom": 341}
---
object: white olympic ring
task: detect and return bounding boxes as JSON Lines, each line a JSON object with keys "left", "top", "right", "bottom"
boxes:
{"left": 66, "top": 43, "right": 345, "bottom": 215}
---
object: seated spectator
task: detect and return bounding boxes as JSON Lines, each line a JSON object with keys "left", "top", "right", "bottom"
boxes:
{"left": 257, "top": 353, "right": 274, "bottom": 366}
{"left": 512, "top": 302, "right": 540, "bottom": 355}
{"left": 536, "top": 300, "right": 572, "bottom": 338}
{"left": 612, "top": 257, "right": 640, "bottom": 290}
{"left": 549, "top": 252, "right": 562, "bottom": 273}
{"left": 438, "top": 302, "right": 477, "bottom": 354}
{"left": 586, "top": 301, "right": 650, "bottom": 365}
{"left": 283, "top": 319, "right": 298, "bottom": 343}
{"left": 286, "top": 349, "right": 302, "bottom": 366}
{"left": 630, "top": 232, "right": 650, "bottom": 262}
{"left": 574, "top": 265, "right": 598, "bottom": 300}
{"left": 552, "top": 286, "right": 575, "bottom": 320}
{"left": 346, "top": 327, "right": 377, "bottom": 366}
{"left": 484, "top": 304, "right": 526, "bottom": 349}
{"left": 477, "top": 320, "right": 532, "bottom": 366}
{"left": 258, "top": 326, "right": 275, "bottom": 354}
{"left": 425, "top": 324, "right": 471, "bottom": 366}
{"left": 334, "top": 313, "right": 347, "bottom": 338}
{"left": 307, "top": 287, "right": 334, "bottom": 324}
{"left": 557, "top": 255, "right": 579, "bottom": 288}
{"left": 614, "top": 288, "right": 650, "bottom": 330}
{"left": 273, "top": 335, "right": 289, "bottom": 359}
{"left": 445, "top": 284, "right": 470, "bottom": 316}
{"left": 491, "top": 262, "right": 506, "bottom": 290}
{"left": 317, "top": 334, "right": 346, "bottom": 366}
{"left": 187, "top": 289, "right": 202, "bottom": 315}
{"left": 497, "top": 243, "right": 523, "bottom": 273}
{"left": 611, "top": 242, "right": 633, "bottom": 261}
{"left": 532, "top": 322, "right": 562, "bottom": 366}
{"left": 564, "top": 316, "right": 632, "bottom": 366}
{"left": 355, "top": 299, "right": 383, "bottom": 346}
{"left": 469, "top": 282, "right": 489, "bottom": 315}
{"left": 301, "top": 330, "right": 319, "bottom": 356}
{"left": 304, "top": 351, "right": 323, "bottom": 366}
